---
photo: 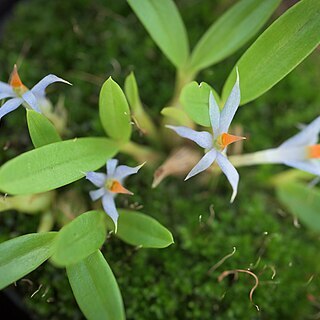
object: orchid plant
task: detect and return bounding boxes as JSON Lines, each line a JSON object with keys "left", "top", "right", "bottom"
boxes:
{"left": 0, "top": 0, "right": 319, "bottom": 319}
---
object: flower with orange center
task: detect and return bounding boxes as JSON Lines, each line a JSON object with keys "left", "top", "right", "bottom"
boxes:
{"left": 166, "top": 70, "right": 244, "bottom": 202}
{"left": 0, "top": 64, "right": 71, "bottom": 121}
{"left": 86, "top": 159, "right": 144, "bottom": 230}
{"left": 274, "top": 116, "right": 320, "bottom": 174}
{"left": 228, "top": 116, "right": 320, "bottom": 176}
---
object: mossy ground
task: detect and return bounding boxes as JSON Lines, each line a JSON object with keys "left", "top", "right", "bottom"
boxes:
{"left": 0, "top": 0, "right": 320, "bottom": 319}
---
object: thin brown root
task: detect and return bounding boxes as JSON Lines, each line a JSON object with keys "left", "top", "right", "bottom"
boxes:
{"left": 208, "top": 247, "right": 236, "bottom": 274}
{"left": 21, "top": 278, "right": 33, "bottom": 286}
{"left": 293, "top": 216, "right": 301, "bottom": 228}
{"left": 207, "top": 204, "right": 215, "bottom": 224}
{"left": 31, "top": 284, "right": 43, "bottom": 298}
{"left": 305, "top": 274, "right": 315, "bottom": 286}
{"left": 218, "top": 269, "right": 260, "bottom": 311}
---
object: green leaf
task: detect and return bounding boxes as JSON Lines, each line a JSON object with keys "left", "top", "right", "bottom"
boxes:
{"left": 0, "top": 232, "right": 57, "bottom": 289}
{"left": 51, "top": 211, "right": 106, "bottom": 266}
{"left": 161, "top": 107, "right": 193, "bottom": 127}
{"left": 124, "top": 72, "right": 157, "bottom": 141}
{"left": 0, "top": 192, "right": 54, "bottom": 214}
{"left": 99, "top": 77, "right": 132, "bottom": 143}
{"left": 127, "top": 0, "right": 189, "bottom": 68}
{"left": 222, "top": 0, "right": 320, "bottom": 105}
{"left": 27, "top": 109, "right": 61, "bottom": 148}
{"left": 67, "top": 250, "right": 125, "bottom": 320}
{"left": 180, "top": 81, "right": 220, "bottom": 127}
{"left": 188, "top": 0, "right": 280, "bottom": 72}
{"left": 106, "top": 209, "right": 174, "bottom": 248}
{"left": 276, "top": 182, "right": 320, "bottom": 232}
{"left": 0, "top": 137, "right": 118, "bottom": 195}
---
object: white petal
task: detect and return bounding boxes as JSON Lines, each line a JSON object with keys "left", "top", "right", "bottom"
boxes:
{"left": 0, "top": 92, "right": 16, "bottom": 100}
{"left": 22, "top": 90, "right": 41, "bottom": 112}
{"left": 209, "top": 91, "right": 220, "bottom": 136}
{"left": 114, "top": 162, "right": 145, "bottom": 181}
{"left": 166, "top": 125, "right": 213, "bottom": 149}
{"left": 86, "top": 172, "right": 107, "bottom": 187}
{"left": 284, "top": 159, "right": 320, "bottom": 176}
{"left": 106, "top": 159, "right": 119, "bottom": 176}
{"left": 31, "top": 74, "right": 72, "bottom": 98}
{"left": 216, "top": 152, "right": 239, "bottom": 203}
{"left": 219, "top": 69, "right": 240, "bottom": 133}
{"left": 280, "top": 116, "right": 320, "bottom": 148}
{"left": 102, "top": 194, "right": 119, "bottom": 231}
{"left": 0, "top": 81, "right": 15, "bottom": 95}
{"left": 185, "top": 148, "right": 217, "bottom": 180}
{"left": 0, "top": 98, "right": 23, "bottom": 120}
{"left": 89, "top": 188, "right": 105, "bottom": 201}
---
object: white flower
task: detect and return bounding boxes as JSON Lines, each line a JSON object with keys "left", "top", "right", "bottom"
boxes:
{"left": 86, "top": 159, "right": 144, "bottom": 230}
{"left": 166, "top": 70, "right": 245, "bottom": 202}
{"left": 0, "top": 65, "right": 71, "bottom": 120}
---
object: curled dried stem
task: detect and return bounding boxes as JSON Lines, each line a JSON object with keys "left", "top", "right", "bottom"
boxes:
{"left": 218, "top": 269, "right": 260, "bottom": 311}
{"left": 208, "top": 247, "right": 236, "bottom": 274}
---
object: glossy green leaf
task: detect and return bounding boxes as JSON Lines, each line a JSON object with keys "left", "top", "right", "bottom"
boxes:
{"left": 180, "top": 81, "right": 220, "bottom": 127}
{"left": 223, "top": 0, "right": 320, "bottom": 105}
{"left": 188, "top": 0, "right": 280, "bottom": 72}
{"left": 127, "top": 0, "right": 189, "bottom": 68}
{"left": 124, "top": 72, "right": 157, "bottom": 140}
{"left": 99, "top": 77, "right": 132, "bottom": 143}
{"left": 0, "top": 192, "right": 54, "bottom": 214}
{"left": 27, "top": 109, "right": 61, "bottom": 148}
{"left": 67, "top": 250, "right": 125, "bottom": 320}
{"left": 161, "top": 107, "right": 193, "bottom": 127}
{"left": 0, "top": 138, "right": 118, "bottom": 195}
{"left": 52, "top": 211, "right": 106, "bottom": 266}
{"left": 277, "top": 182, "right": 320, "bottom": 232}
{"left": 0, "top": 232, "right": 57, "bottom": 289}
{"left": 106, "top": 209, "right": 174, "bottom": 248}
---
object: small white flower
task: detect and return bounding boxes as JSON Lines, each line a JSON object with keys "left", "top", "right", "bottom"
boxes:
{"left": 261, "top": 116, "right": 320, "bottom": 174}
{"left": 166, "top": 70, "right": 245, "bottom": 202}
{"left": 86, "top": 159, "right": 144, "bottom": 230}
{"left": 0, "top": 65, "right": 71, "bottom": 120}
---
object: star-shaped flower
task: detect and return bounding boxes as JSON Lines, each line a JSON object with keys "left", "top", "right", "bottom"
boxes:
{"left": 0, "top": 65, "right": 71, "bottom": 120}
{"left": 166, "top": 71, "right": 245, "bottom": 202}
{"left": 270, "top": 116, "right": 320, "bottom": 174}
{"left": 86, "top": 159, "right": 144, "bottom": 230}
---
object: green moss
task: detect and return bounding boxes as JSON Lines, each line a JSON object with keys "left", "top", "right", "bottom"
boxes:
{"left": 0, "top": 0, "right": 320, "bottom": 319}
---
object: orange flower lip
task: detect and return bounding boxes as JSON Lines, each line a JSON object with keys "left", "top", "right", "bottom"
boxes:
{"left": 308, "top": 144, "right": 320, "bottom": 159}
{"left": 9, "top": 64, "right": 24, "bottom": 88}
{"left": 109, "top": 180, "right": 134, "bottom": 195}
{"left": 221, "top": 132, "right": 246, "bottom": 148}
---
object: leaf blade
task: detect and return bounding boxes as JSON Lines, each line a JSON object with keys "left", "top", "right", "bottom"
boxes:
{"left": 107, "top": 209, "right": 174, "bottom": 248}
{"left": 127, "top": 0, "right": 189, "bottom": 68}
{"left": 52, "top": 211, "right": 106, "bottom": 266}
{"left": 99, "top": 77, "right": 132, "bottom": 142}
{"left": 0, "top": 137, "right": 118, "bottom": 195}
{"left": 27, "top": 109, "right": 61, "bottom": 148}
{"left": 0, "top": 232, "right": 57, "bottom": 290}
{"left": 67, "top": 250, "right": 125, "bottom": 320}
{"left": 189, "top": 0, "right": 281, "bottom": 72}
{"left": 276, "top": 182, "right": 320, "bottom": 232}
{"left": 180, "top": 81, "right": 220, "bottom": 127}
{"left": 222, "top": 0, "right": 320, "bottom": 104}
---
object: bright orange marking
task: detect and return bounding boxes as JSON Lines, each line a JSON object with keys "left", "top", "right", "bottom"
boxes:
{"left": 221, "top": 133, "right": 246, "bottom": 148}
{"left": 308, "top": 145, "right": 320, "bottom": 159}
{"left": 9, "top": 64, "right": 24, "bottom": 88}
{"left": 110, "top": 180, "right": 133, "bottom": 195}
